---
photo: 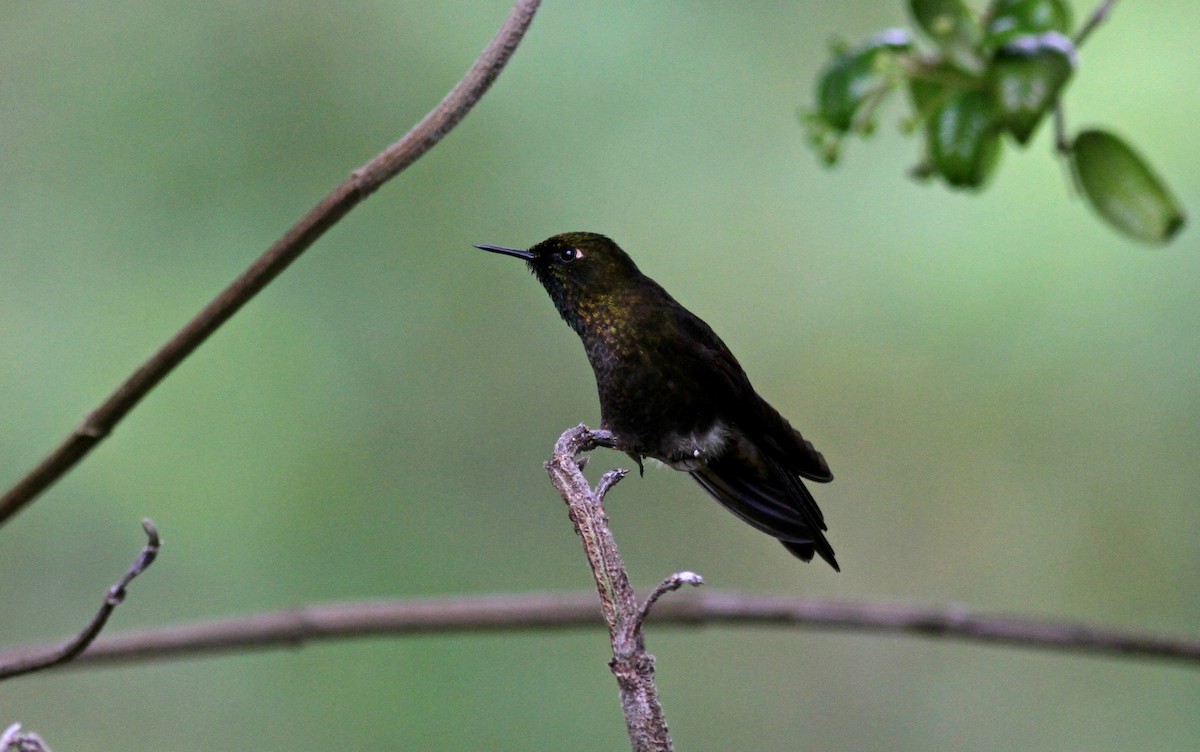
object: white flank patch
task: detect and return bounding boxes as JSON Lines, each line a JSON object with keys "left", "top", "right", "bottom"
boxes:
{"left": 663, "top": 421, "right": 729, "bottom": 470}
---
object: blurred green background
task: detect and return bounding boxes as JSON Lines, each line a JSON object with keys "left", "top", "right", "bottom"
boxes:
{"left": 2, "top": 2, "right": 1197, "bottom": 750}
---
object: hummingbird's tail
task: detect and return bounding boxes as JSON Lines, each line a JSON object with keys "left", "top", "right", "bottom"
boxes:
{"left": 690, "top": 455, "right": 839, "bottom": 571}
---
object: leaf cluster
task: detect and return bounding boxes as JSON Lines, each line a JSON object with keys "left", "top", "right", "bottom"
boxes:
{"left": 804, "top": 0, "right": 1185, "bottom": 244}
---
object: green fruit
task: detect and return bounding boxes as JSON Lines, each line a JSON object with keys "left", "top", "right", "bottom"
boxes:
{"left": 928, "top": 90, "right": 1003, "bottom": 188}
{"left": 1072, "top": 130, "right": 1186, "bottom": 244}
{"left": 988, "top": 33, "right": 1075, "bottom": 144}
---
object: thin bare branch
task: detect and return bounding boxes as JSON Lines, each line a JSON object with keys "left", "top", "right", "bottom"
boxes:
{"left": 0, "top": 591, "right": 1194, "bottom": 673}
{"left": 595, "top": 468, "right": 629, "bottom": 503}
{"left": 1053, "top": 1, "right": 1119, "bottom": 160}
{"left": 1074, "top": 0, "right": 1118, "bottom": 47}
{"left": 1053, "top": 103, "right": 1071, "bottom": 155}
{"left": 0, "top": 520, "right": 160, "bottom": 681}
{"left": 0, "top": 0, "right": 543, "bottom": 530}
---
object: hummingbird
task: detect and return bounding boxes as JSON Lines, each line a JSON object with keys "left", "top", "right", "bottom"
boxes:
{"left": 477, "top": 232, "right": 837, "bottom": 570}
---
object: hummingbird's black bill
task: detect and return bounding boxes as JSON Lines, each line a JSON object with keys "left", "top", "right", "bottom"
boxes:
{"left": 475, "top": 243, "right": 535, "bottom": 260}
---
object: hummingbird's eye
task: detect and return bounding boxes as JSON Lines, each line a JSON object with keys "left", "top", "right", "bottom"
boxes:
{"left": 558, "top": 247, "right": 581, "bottom": 263}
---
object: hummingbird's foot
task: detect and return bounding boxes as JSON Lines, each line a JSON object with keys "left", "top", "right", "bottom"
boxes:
{"left": 624, "top": 452, "right": 645, "bottom": 477}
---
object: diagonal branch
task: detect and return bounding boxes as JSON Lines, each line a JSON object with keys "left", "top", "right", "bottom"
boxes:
{"left": 1074, "top": 0, "right": 1119, "bottom": 47}
{"left": 0, "top": 520, "right": 160, "bottom": 681}
{"left": 0, "top": 0, "right": 543, "bottom": 530}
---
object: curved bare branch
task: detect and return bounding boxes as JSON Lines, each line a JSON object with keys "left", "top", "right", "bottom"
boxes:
{"left": 0, "top": 520, "right": 161, "bottom": 681}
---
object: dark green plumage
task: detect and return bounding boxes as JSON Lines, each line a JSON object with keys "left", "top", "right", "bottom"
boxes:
{"left": 478, "top": 232, "right": 838, "bottom": 570}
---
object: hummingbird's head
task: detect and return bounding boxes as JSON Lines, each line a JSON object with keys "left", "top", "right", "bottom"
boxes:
{"left": 476, "top": 232, "right": 642, "bottom": 332}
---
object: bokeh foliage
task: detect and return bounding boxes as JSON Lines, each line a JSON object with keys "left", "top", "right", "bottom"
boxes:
{"left": 806, "top": 0, "right": 1186, "bottom": 243}
{"left": 1, "top": 2, "right": 1197, "bottom": 750}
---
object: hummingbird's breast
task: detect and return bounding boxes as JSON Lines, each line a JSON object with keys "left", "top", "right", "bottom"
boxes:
{"left": 576, "top": 295, "right": 724, "bottom": 460}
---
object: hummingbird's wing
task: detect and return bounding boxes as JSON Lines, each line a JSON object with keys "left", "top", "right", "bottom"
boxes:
{"left": 754, "top": 401, "right": 833, "bottom": 483}
{"left": 669, "top": 303, "right": 833, "bottom": 482}
{"left": 663, "top": 299, "right": 837, "bottom": 568}
{"left": 690, "top": 454, "right": 839, "bottom": 570}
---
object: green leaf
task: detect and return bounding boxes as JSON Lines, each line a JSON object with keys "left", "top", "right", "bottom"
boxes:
{"left": 814, "top": 29, "right": 913, "bottom": 133}
{"left": 928, "top": 90, "right": 1003, "bottom": 189}
{"left": 1071, "top": 130, "right": 1186, "bottom": 244}
{"left": 907, "top": 61, "right": 969, "bottom": 120}
{"left": 988, "top": 33, "right": 1075, "bottom": 144}
{"left": 985, "top": 0, "right": 1072, "bottom": 47}
{"left": 910, "top": 0, "right": 980, "bottom": 48}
